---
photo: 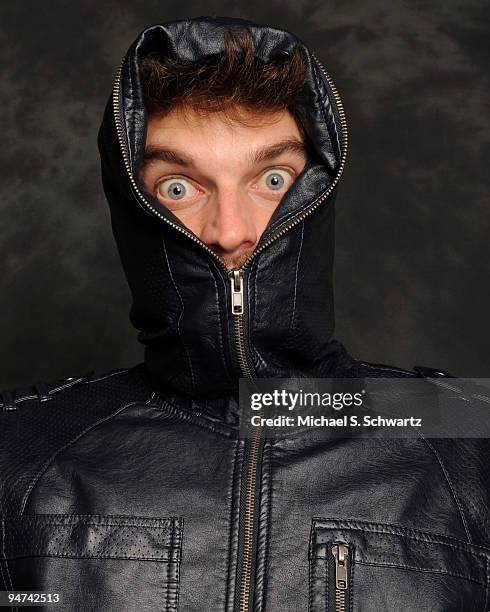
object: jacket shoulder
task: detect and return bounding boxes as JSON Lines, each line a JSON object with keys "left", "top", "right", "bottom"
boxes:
{"left": 0, "top": 364, "right": 153, "bottom": 412}
{"left": 0, "top": 364, "right": 154, "bottom": 513}
{"left": 352, "top": 359, "right": 490, "bottom": 545}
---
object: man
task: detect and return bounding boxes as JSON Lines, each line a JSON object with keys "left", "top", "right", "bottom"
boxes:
{"left": 1, "top": 16, "right": 488, "bottom": 612}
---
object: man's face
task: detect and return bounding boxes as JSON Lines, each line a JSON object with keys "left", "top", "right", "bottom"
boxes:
{"left": 138, "top": 107, "right": 308, "bottom": 269}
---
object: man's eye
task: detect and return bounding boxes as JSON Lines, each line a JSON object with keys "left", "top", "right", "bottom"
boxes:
{"left": 260, "top": 169, "right": 291, "bottom": 192}
{"left": 156, "top": 178, "right": 197, "bottom": 202}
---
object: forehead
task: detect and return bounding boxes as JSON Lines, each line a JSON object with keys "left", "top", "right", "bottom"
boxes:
{"left": 145, "top": 106, "right": 304, "bottom": 150}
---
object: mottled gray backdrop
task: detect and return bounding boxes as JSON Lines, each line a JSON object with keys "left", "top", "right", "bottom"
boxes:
{"left": 1, "top": 0, "right": 489, "bottom": 388}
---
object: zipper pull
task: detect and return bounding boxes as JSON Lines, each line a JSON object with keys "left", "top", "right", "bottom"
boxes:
{"left": 230, "top": 269, "right": 244, "bottom": 315}
{"left": 331, "top": 543, "right": 349, "bottom": 590}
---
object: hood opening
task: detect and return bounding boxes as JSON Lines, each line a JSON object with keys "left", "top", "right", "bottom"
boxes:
{"left": 116, "top": 17, "right": 345, "bottom": 243}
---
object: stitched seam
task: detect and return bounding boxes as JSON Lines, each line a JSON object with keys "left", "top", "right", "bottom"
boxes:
{"left": 484, "top": 555, "right": 489, "bottom": 612}
{"left": 127, "top": 57, "right": 134, "bottom": 169}
{"left": 11, "top": 513, "right": 174, "bottom": 521}
{"left": 162, "top": 237, "right": 196, "bottom": 392}
{"left": 307, "top": 521, "right": 313, "bottom": 612}
{"left": 2, "top": 525, "right": 13, "bottom": 607}
{"left": 307, "top": 555, "right": 312, "bottom": 612}
{"left": 260, "top": 163, "right": 320, "bottom": 237}
{"left": 19, "top": 399, "right": 152, "bottom": 514}
{"left": 262, "top": 442, "right": 273, "bottom": 611}
{"left": 1, "top": 517, "right": 13, "bottom": 592}
{"left": 151, "top": 400, "right": 237, "bottom": 438}
{"left": 250, "top": 256, "right": 266, "bottom": 370}
{"left": 264, "top": 179, "right": 327, "bottom": 238}
{"left": 48, "top": 377, "right": 86, "bottom": 393}
{"left": 349, "top": 548, "right": 354, "bottom": 612}
{"left": 324, "top": 555, "right": 328, "bottom": 612}
{"left": 252, "top": 254, "right": 259, "bottom": 365}
{"left": 165, "top": 520, "right": 172, "bottom": 611}
{"left": 311, "top": 60, "right": 335, "bottom": 157}
{"left": 251, "top": 440, "right": 271, "bottom": 612}
{"left": 327, "top": 100, "right": 342, "bottom": 161}
{"left": 312, "top": 530, "right": 489, "bottom": 565}
{"left": 253, "top": 257, "right": 265, "bottom": 367}
{"left": 311, "top": 517, "right": 485, "bottom": 551}
{"left": 10, "top": 520, "right": 173, "bottom": 528}
{"left": 80, "top": 369, "right": 129, "bottom": 385}
{"left": 355, "top": 560, "right": 486, "bottom": 587}
{"left": 290, "top": 221, "right": 304, "bottom": 331}
{"left": 266, "top": 196, "right": 310, "bottom": 236}
{"left": 305, "top": 48, "right": 341, "bottom": 154}
{"left": 356, "top": 360, "right": 417, "bottom": 376}
{"left": 1, "top": 395, "right": 35, "bottom": 406}
{"left": 0, "top": 518, "right": 6, "bottom": 590}
{"left": 263, "top": 164, "right": 332, "bottom": 237}
{"left": 207, "top": 258, "right": 228, "bottom": 380}
{"left": 175, "top": 517, "right": 183, "bottom": 611}
{"left": 224, "top": 439, "right": 241, "bottom": 611}
{"left": 422, "top": 438, "right": 472, "bottom": 544}
{"left": 313, "top": 525, "right": 486, "bottom": 555}
{"left": 6, "top": 553, "right": 175, "bottom": 562}
{"left": 472, "top": 392, "right": 490, "bottom": 403}
{"left": 7, "top": 369, "right": 133, "bottom": 405}
{"left": 1, "top": 378, "right": 86, "bottom": 406}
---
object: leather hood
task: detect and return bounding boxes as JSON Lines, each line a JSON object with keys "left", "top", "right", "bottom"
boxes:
{"left": 97, "top": 16, "right": 349, "bottom": 398}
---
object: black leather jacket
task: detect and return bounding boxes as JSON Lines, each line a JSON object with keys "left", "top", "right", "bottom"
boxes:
{"left": 1, "top": 17, "right": 489, "bottom": 612}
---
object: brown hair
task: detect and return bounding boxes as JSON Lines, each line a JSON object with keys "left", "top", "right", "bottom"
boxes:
{"left": 140, "top": 28, "right": 308, "bottom": 130}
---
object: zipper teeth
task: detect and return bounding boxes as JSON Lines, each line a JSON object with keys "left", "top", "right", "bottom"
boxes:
{"left": 111, "top": 52, "right": 348, "bottom": 275}
{"left": 332, "top": 543, "right": 349, "bottom": 612}
{"left": 234, "top": 314, "right": 254, "bottom": 379}
{"left": 335, "top": 590, "right": 346, "bottom": 612}
{"left": 239, "top": 433, "right": 262, "bottom": 611}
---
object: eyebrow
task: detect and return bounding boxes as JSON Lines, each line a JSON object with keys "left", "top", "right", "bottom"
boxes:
{"left": 142, "top": 146, "right": 190, "bottom": 166}
{"left": 141, "top": 137, "right": 308, "bottom": 169}
{"left": 249, "top": 138, "right": 308, "bottom": 165}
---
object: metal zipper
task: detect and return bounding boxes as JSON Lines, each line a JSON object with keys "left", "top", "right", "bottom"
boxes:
{"left": 331, "top": 543, "right": 350, "bottom": 612}
{"left": 237, "top": 432, "right": 264, "bottom": 612}
{"left": 230, "top": 267, "right": 264, "bottom": 612}
{"left": 111, "top": 48, "right": 348, "bottom": 612}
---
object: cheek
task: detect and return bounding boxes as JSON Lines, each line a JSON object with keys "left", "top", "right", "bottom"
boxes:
{"left": 252, "top": 206, "right": 278, "bottom": 234}
{"left": 247, "top": 190, "right": 284, "bottom": 209}
{"left": 169, "top": 206, "right": 206, "bottom": 237}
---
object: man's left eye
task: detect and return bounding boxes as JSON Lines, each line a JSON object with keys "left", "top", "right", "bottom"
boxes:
{"left": 261, "top": 169, "right": 291, "bottom": 191}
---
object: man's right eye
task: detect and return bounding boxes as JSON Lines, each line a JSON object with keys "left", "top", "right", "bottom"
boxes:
{"left": 156, "top": 177, "right": 200, "bottom": 203}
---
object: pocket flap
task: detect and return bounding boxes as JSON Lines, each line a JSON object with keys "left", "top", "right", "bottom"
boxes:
{"left": 4, "top": 514, "right": 183, "bottom": 562}
{"left": 310, "top": 518, "right": 488, "bottom": 586}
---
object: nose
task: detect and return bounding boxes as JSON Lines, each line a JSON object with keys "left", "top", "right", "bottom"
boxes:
{"left": 199, "top": 187, "right": 258, "bottom": 263}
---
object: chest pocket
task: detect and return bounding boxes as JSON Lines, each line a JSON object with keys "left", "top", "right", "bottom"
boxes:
{"left": 309, "top": 518, "right": 489, "bottom": 612}
{"left": 2, "top": 514, "right": 183, "bottom": 612}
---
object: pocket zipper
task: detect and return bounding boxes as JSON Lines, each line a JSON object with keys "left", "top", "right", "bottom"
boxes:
{"left": 331, "top": 543, "right": 350, "bottom": 612}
